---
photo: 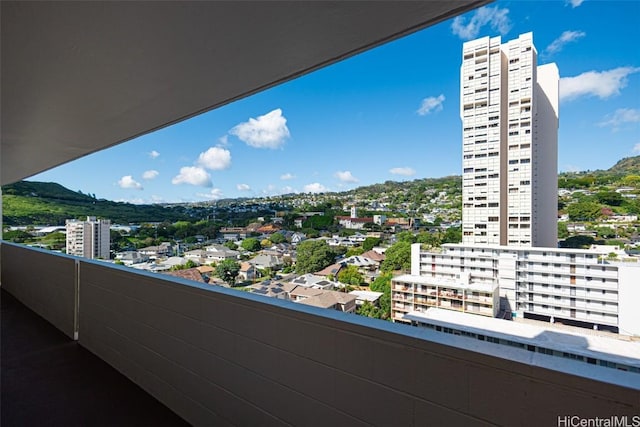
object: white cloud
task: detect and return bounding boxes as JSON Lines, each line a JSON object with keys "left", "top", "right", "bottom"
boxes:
{"left": 280, "top": 173, "right": 295, "bottom": 180}
{"left": 148, "top": 150, "right": 160, "bottom": 159}
{"left": 545, "top": 30, "right": 586, "bottom": 55}
{"left": 334, "top": 171, "right": 359, "bottom": 183}
{"left": 142, "top": 170, "right": 159, "bottom": 180}
{"left": 562, "top": 164, "right": 582, "bottom": 173}
{"left": 303, "top": 183, "right": 328, "bottom": 193}
{"left": 389, "top": 167, "right": 416, "bottom": 176}
{"left": 417, "top": 94, "right": 445, "bottom": 116}
{"left": 151, "top": 195, "right": 164, "bottom": 203}
{"left": 566, "top": 0, "right": 584, "bottom": 8}
{"left": 451, "top": 6, "right": 511, "bottom": 40}
{"left": 633, "top": 143, "right": 640, "bottom": 154}
{"left": 229, "top": 108, "right": 290, "bottom": 149}
{"left": 197, "top": 146, "right": 232, "bottom": 170}
{"left": 280, "top": 186, "right": 296, "bottom": 194}
{"left": 237, "top": 183, "right": 251, "bottom": 191}
{"left": 196, "top": 188, "right": 224, "bottom": 200}
{"left": 598, "top": 108, "right": 640, "bottom": 129}
{"left": 117, "top": 197, "right": 146, "bottom": 205}
{"left": 218, "top": 135, "right": 229, "bottom": 146}
{"left": 117, "top": 175, "right": 143, "bottom": 190}
{"left": 171, "top": 166, "right": 212, "bottom": 187}
{"left": 560, "top": 67, "right": 640, "bottom": 102}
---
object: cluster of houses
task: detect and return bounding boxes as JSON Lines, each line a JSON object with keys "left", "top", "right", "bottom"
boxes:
{"left": 111, "top": 226, "right": 388, "bottom": 314}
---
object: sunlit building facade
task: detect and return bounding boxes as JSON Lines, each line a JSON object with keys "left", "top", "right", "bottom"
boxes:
{"left": 65, "top": 216, "right": 110, "bottom": 259}
{"left": 461, "top": 32, "right": 558, "bottom": 247}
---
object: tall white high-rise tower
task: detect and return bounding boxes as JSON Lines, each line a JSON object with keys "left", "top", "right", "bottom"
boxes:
{"left": 460, "top": 32, "right": 558, "bottom": 247}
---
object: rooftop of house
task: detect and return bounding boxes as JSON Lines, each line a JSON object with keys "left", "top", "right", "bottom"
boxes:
{"left": 163, "top": 268, "right": 207, "bottom": 283}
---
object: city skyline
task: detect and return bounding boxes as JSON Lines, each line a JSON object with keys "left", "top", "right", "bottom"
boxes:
{"left": 29, "top": 1, "right": 640, "bottom": 204}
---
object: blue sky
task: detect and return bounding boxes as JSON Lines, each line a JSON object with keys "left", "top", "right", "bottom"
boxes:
{"left": 30, "top": 0, "right": 640, "bottom": 204}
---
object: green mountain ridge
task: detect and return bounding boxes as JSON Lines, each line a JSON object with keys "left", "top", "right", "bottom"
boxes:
{"left": 2, "top": 181, "right": 192, "bottom": 226}
{"left": 3, "top": 156, "right": 639, "bottom": 226}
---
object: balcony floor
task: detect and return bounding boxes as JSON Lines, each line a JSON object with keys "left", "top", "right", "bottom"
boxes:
{"left": 1, "top": 288, "right": 190, "bottom": 427}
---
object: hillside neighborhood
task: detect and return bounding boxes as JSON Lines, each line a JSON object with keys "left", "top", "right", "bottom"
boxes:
{"left": 5, "top": 157, "right": 640, "bottom": 321}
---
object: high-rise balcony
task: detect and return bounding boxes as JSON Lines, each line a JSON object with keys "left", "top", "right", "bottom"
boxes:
{"left": 2, "top": 2, "right": 639, "bottom": 424}
{"left": 2, "top": 242, "right": 638, "bottom": 426}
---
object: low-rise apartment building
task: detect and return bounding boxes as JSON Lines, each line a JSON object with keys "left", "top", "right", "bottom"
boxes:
{"left": 391, "top": 243, "right": 640, "bottom": 336}
{"left": 392, "top": 273, "right": 499, "bottom": 322}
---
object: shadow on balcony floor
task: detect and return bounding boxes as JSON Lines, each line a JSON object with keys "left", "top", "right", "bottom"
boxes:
{"left": 1, "top": 288, "right": 191, "bottom": 427}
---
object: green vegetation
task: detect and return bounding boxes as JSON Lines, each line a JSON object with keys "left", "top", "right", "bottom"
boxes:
{"left": 215, "top": 259, "right": 241, "bottom": 286}
{"left": 295, "top": 240, "right": 336, "bottom": 274}
{"left": 357, "top": 272, "right": 392, "bottom": 320}
{"left": 380, "top": 241, "right": 412, "bottom": 272}
{"left": 241, "top": 237, "right": 262, "bottom": 252}
{"left": 337, "top": 265, "right": 364, "bottom": 288}
{"left": 2, "top": 181, "right": 191, "bottom": 225}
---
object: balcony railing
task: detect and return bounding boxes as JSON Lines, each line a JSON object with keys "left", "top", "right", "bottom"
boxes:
{"left": 2, "top": 242, "right": 638, "bottom": 426}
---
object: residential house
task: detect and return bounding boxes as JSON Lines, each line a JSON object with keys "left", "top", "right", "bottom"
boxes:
{"left": 138, "top": 242, "right": 173, "bottom": 259}
{"left": 162, "top": 267, "right": 208, "bottom": 284}
{"left": 348, "top": 290, "right": 384, "bottom": 306}
{"left": 257, "top": 224, "right": 280, "bottom": 234}
{"left": 336, "top": 216, "right": 373, "bottom": 230}
{"left": 247, "top": 281, "right": 297, "bottom": 300}
{"left": 156, "top": 256, "right": 190, "bottom": 270}
{"left": 361, "top": 249, "right": 385, "bottom": 263}
{"left": 238, "top": 262, "right": 260, "bottom": 281}
{"left": 290, "top": 232, "right": 307, "bottom": 245}
{"left": 249, "top": 254, "right": 283, "bottom": 271}
{"left": 297, "top": 291, "right": 357, "bottom": 313}
{"left": 219, "top": 227, "right": 248, "bottom": 241}
{"left": 289, "top": 286, "right": 325, "bottom": 302}
{"left": 315, "top": 262, "right": 345, "bottom": 279}
{"left": 341, "top": 255, "right": 379, "bottom": 271}
{"left": 290, "top": 274, "right": 338, "bottom": 290}
{"left": 115, "top": 251, "right": 149, "bottom": 266}
{"left": 204, "top": 244, "right": 240, "bottom": 262}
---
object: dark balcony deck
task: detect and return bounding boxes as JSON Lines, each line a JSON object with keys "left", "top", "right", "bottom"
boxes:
{"left": 1, "top": 288, "right": 190, "bottom": 427}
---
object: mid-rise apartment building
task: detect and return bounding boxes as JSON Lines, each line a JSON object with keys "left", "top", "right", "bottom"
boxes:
{"left": 461, "top": 32, "right": 558, "bottom": 247}
{"left": 65, "top": 216, "right": 111, "bottom": 259}
{"left": 391, "top": 243, "right": 640, "bottom": 336}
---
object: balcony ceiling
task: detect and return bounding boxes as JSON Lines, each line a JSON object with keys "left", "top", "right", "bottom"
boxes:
{"left": 0, "top": 1, "right": 488, "bottom": 185}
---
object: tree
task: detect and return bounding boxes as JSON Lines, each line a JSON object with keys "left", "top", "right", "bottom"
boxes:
{"left": 595, "top": 191, "right": 624, "bottom": 207}
{"left": 380, "top": 241, "right": 412, "bottom": 272}
{"left": 345, "top": 247, "right": 364, "bottom": 257}
{"left": 169, "top": 259, "right": 198, "bottom": 271}
{"left": 416, "top": 231, "right": 440, "bottom": 248}
{"left": 558, "top": 222, "right": 569, "bottom": 239}
{"left": 356, "top": 301, "right": 382, "bottom": 319}
{"left": 295, "top": 240, "right": 336, "bottom": 274}
{"left": 223, "top": 240, "right": 238, "bottom": 250}
{"left": 594, "top": 226, "right": 616, "bottom": 239}
{"left": 369, "top": 272, "right": 391, "bottom": 320}
{"left": 41, "top": 231, "right": 66, "bottom": 250}
{"left": 241, "top": 237, "right": 262, "bottom": 252}
{"left": 362, "top": 236, "right": 382, "bottom": 252}
{"left": 269, "top": 232, "right": 286, "bottom": 244}
{"left": 567, "top": 201, "right": 602, "bottom": 221}
{"left": 559, "top": 235, "right": 595, "bottom": 249}
{"left": 441, "top": 226, "right": 462, "bottom": 244}
{"left": 337, "top": 265, "right": 364, "bottom": 287}
{"left": 216, "top": 259, "right": 241, "bottom": 286}
{"left": 2, "top": 229, "right": 33, "bottom": 243}
{"left": 396, "top": 231, "right": 416, "bottom": 244}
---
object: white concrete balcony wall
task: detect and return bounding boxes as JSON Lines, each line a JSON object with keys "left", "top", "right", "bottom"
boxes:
{"left": 1, "top": 243, "right": 77, "bottom": 339}
{"left": 2, "top": 243, "right": 639, "bottom": 426}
